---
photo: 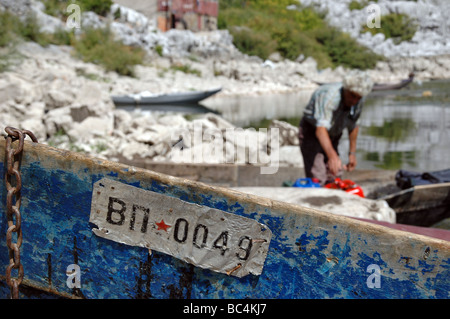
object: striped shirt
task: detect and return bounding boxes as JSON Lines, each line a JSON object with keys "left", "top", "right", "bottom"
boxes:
{"left": 302, "top": 83, "right": 362, "bottom": 138}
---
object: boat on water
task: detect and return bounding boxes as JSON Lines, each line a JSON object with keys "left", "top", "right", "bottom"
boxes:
{"left": 113, "top": 102, "right": 220, "bottom": 114}
{"left": 372, "top": 73, "right": 415, "bottom": 91}
{"left": 0, "top": 130, "right": 449, "bottom": 299}
{"left": 314, "top": 73, "right": 415, "bottom": 92}
{"left": 381, "top": 182, "right": 450, "bottom": 227}
{"left": 111, "top": 88, "right": 222, "bottom": 106}
{"left": 364, "top": 168, "right": 450, "bottom": 227}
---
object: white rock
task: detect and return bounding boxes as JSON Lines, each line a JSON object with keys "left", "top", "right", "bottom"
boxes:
{"left": 44, "top": 89, "right": 73, "bottom": 110}
{"left": 119, "top": 140, "right": 153, "bottom": 160}
{"left": 269, "top": 120, "right": 299, "bottom": 146}
{"left": 202, "top": 113, "right": 235, "bottom": 130}
{"left": 44, "top": 106, "right": 74, "bottom": 136}
{"left": 157, "top": 114, "right": 189, "bottom": 127}
{"left": 0, "top": 77, "right": 21, "bottom": 103}
{"left": 113, "top": 109, "right": 133, "bottom": 132}
{"left": 299, "top": 0, "right": 450, "bottom": 57}
{"left": 223, "top": 129, "right": 269, "bottom": 165}
{"left": 0, "top": 113, "right": 20, "bottom": 133}
{"left": 278, "top": 145, "right": 303, "bottom": 167}
{"left": 27, "top": 101, "right": 46, "bottom": 119}
{"left": 67, "top": 116, "right": 113, "bottom": 141}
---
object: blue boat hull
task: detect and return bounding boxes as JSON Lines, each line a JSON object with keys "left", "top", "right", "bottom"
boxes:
{"left": 0, "top": 141, "right": 449, "bottom": 299}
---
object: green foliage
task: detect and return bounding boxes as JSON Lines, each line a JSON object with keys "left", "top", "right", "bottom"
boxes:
{"left": 0, "top": 10, "right": 22, "bottom": 47}
{"left": 0, "top": 10, "right": 49, "bottom": 46}
{"left": 362, "top": 13, "right": 417, "bottom": 44}
{"left": 170, "top": 63, "right": 201, "bottom": 76}
{"left": 0, "top": 48, "right": 18, "bottom": 72}
{"left": 48, "top": 28, "right": 76, "bottom": 46}
{"left": 349, "top": 1, "right": 364, "bottom": 11}
{"left": 73, "top": 26, "right": 144, "bottom": 76}
{"left": 78, "top": 0, "right": 113, "bottom": 17}
{"left": 0, "top": 9, "right": 75, "bottom": 49}
{"left": 43, "top": 0, "right": 68, "bottom": 18}
{"left": 348, "top": 0, "right": 376, "bottom": 11}
{"left": 219, "top": 0, "right": 383, "bottom": 69}
{"left": 0, "top": 11, "right": 47, "bottom": 71}
{"left": 230, "top": 27, "right": 277, "bottom": 60}
{"left": 0, "top": 7, "right": 144, "bottom": 76}
{"left": 113, "top": 6, "right": 122, "bottom": 20}
{"left": 44, "top": 0, "right": 113, "bottom": 18}
{"left": 154, "top": 44, "right": 163, "bottom": 57}
{"left": 311, "top": 26, "right": 383, "bottom": 70}
{"left": 17, "top": 14, "right": 53, "bottom": 46}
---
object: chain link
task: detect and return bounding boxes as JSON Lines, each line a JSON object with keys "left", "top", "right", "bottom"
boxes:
{"left": 4, "top": 127, "right": 38, "bottom": 299}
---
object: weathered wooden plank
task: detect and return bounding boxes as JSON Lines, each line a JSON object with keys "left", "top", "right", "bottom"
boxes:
{"left": 0, "top": 140, "right": 449, "bottom": 299}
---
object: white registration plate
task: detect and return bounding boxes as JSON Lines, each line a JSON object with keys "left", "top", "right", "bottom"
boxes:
{"left": 89, "top": 178, "right": 272, "bottom": 277}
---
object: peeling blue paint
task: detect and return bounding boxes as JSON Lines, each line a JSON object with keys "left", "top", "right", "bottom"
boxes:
{"left": 107, "top": 171, "right": 118, "bottom": 177}
{"left": 0, "top": 148, "right": 449, "bottom": 299}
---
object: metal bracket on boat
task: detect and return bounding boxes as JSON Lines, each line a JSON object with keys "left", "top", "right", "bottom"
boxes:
{"left": 3, "top": 127, "right": 38, "bottom": 299}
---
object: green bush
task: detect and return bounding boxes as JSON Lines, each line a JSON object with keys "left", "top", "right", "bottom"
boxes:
{"left": 362, "top": 13, "right": 417, "bottom": 44}
{"left": 73, "top": 26, "right": 144, "bottom": 76}
{"left": 44, "top": 0, "right": 113, "bottom": 18}
{"left": 219, "top": 2, "right": 327, "bottom": 63}
{"left": 0, "top": 10, "right": 21, "bottom": 47}
{"left": 78, "top": 0, "right": 113, "bottom": 17}
{"left": 311, "top": 26, "right": 383, "bottom": 70}
{"left": 230, "top": 27, "right": 277, "bottom": 60}
{"left": 48, "top": 28, "right": 76, "bottom": 46}
{"left": 349, "top": 0, "right": 368, "bottom": 11}
{"left": 0, "top": 11, "right": 50, "bottom": 71}
{"left": 219, "top": 0, "right": 383, "bottom": 69}
{"left": 43, "top": 0, "right": 68, "bottom": 18}
{"left": 17, "top": 14, "right": 54, "bottom": 46}
{"left": 0, "top": 9, "right": 143, "bottom": 76}
{"left": 0, "top": 10, "right": 52, "bottom": 46}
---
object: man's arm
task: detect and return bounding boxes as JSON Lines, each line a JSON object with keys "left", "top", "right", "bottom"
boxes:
{"left": 346, "top": 126, "right": 359, "bottom": 171}
{"left": 315, "top": 126, "right": 342, "bottom": 176}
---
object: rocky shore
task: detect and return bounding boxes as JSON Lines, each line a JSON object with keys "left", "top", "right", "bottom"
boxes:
{"left": 302, "top": 0, "right": 450, "bottom": 58}
{"left": 1, "top": 0, "right": 450, "bottom": 168}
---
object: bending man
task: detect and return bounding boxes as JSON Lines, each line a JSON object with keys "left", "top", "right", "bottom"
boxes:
{"left": 298, "top": 70, "right": 373, "bottom": 185}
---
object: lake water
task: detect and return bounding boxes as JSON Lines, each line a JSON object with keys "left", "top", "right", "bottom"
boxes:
{"left": 203, "top": 80, "right": 450, "bottom": 173}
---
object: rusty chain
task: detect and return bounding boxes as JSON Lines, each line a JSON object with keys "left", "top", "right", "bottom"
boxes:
{"left": 4, "top": 127, "right": 38, "bottom": 299}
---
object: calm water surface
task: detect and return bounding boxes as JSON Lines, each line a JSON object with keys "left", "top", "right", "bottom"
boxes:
{"left": 204, "top": 80, "right": 450, "bottom": 172}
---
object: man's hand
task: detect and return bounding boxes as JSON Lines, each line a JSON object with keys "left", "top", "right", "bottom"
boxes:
{"left": 315, "top": 127, "right": 343, "bottom": 176}
{"left": 346, "top": 126, "right": 359, "bottom": 172}
{"left": 345, "top": 153, "right": 357, "bottom": 171}
{"left": 328, "top": 153, "right": 343, "bottom": 176}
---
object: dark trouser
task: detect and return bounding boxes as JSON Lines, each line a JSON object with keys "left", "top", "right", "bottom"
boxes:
{"left": 298, "top": 119, "right": 342, "bottom": 185}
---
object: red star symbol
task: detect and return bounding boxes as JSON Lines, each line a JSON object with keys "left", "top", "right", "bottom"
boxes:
{"left": 156, "top": 219, "right": 171, "bottom": 232}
